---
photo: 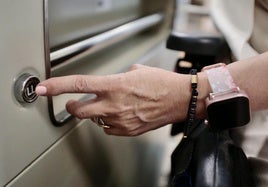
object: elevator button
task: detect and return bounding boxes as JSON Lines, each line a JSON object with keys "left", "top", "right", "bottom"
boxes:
{"left": 14, "top": 73, "right": 40, "bottom": 104}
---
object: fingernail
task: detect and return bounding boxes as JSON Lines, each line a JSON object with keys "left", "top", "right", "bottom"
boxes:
{"left": 35, "top": 86, "right": 47, "bottom": 96}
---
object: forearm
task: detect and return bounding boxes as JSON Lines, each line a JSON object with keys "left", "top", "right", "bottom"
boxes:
{"left": 195, "top": 51, "right": 268, "bottom": 119}
{"left": 227, "top": 52, "right": 268, "bottom": 111}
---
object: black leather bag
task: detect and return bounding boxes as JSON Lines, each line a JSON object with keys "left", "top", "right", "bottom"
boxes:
{"left": 169, "top": 121, "right": 255, "bottom": 187}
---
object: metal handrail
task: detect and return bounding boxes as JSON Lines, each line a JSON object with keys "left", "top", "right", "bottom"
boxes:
{"left": 50, "top": 13, "right": 164, "bottom": 66}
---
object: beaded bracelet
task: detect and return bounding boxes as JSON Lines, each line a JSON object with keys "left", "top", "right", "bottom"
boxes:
{"left": 183, "top": 69, "right": 198, "bottom": 138}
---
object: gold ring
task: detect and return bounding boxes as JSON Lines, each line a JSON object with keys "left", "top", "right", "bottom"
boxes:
{"left": 93, "top": 117, "right": 111, "bottom": 129}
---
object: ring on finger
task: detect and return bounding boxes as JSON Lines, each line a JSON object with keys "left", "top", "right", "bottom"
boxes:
{"left": 98, "top": 117, "right": 111, "bottom": 129}
{"left": 92, "top": 117, "right": 111, "bottom": 129}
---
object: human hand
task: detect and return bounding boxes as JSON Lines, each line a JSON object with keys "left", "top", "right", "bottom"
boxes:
{"left": 36, "top": 64, "right": 195, "bottom": 136}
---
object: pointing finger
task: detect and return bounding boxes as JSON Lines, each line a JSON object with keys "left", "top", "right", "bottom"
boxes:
{"left": 35, "top": 75, "right": 116, "bottom": 96}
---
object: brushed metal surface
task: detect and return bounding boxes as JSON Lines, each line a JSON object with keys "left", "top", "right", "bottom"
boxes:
{"left": 48, "top": 0, "right": 141, "bottom": 49}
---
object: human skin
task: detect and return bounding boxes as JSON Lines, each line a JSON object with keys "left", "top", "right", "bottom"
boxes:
{"left": 35, "top": 52, "right": 268, "bottom": 136}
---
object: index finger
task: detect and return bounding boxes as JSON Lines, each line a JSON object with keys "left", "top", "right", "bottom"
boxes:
{"left": 35, "top": 75, "right": 113, "bottom": 96}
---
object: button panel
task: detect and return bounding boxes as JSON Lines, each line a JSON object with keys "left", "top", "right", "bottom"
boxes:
{"left": 14, "top": 73, "right": 40, "bottom": 104}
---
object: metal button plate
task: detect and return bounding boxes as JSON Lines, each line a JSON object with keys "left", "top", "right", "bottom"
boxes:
{"left": 14, "top": 73, "right": 40, "bottom": 104}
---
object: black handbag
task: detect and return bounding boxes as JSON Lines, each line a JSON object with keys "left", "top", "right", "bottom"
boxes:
{"left": 169, "top": 120, "right": 255, "bottom": 187}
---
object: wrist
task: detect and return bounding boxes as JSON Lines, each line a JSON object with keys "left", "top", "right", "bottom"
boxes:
{"left": 201, "top": 63, "right": 251, "bottom": 130}
{"left": 172, "top": 71, "right": 211, "bottom": 122}
{"left": 196, "top": 71, "right": 211, "bottom": 118}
